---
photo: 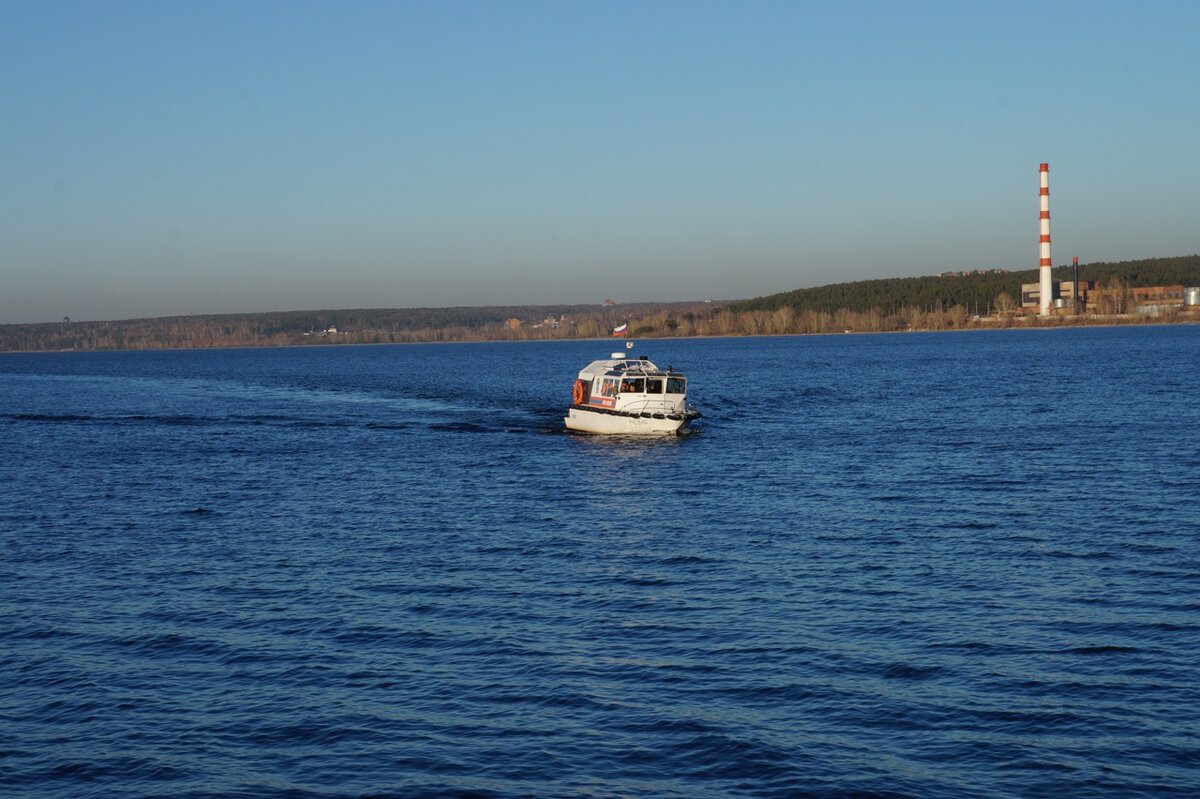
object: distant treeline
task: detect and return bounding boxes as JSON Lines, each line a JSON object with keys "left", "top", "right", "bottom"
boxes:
{"left": 2, "top": 255, "right": 1197, "bottom": 352}
{"left": 730, "top": 255, "right": 1200, "bottom": 316}
{"left": 0, "top": 302, "right": 711, "bottom": 352}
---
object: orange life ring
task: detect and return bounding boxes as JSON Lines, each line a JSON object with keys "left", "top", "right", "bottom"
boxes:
{"left": 572, "top": 379, "right": 585, "bottom": 405}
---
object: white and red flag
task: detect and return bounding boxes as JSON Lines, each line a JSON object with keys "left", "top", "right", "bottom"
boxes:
{"left": 611, "top": 322, "right": 628, "bottom": 337}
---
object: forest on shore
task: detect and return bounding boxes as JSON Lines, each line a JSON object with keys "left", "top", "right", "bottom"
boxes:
{"left": 2, "top": 255, "right": 1197, "bottom": 352}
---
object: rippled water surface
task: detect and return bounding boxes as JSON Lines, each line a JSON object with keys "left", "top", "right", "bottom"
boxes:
{"left": 2, "top": 327, "right": 1199, "bottom": 798}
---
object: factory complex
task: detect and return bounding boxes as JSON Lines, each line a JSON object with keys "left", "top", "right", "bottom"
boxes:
{"left": 1019, "top": 281, "right": 1200, "bottom": 317}
{"left": 1020, "top": 163, "right": 1198, "bottom": 318}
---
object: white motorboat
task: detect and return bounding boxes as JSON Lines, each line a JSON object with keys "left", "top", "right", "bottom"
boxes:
{"left": 564, "top": 351, "right": 700, "bottom": 435}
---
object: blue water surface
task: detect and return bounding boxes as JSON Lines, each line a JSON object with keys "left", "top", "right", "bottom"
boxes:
{"left": 2, "top": 327, "right": 1198, "bottom": 798}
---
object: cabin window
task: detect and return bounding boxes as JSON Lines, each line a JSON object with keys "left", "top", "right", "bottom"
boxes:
{"left": 666, "top": 377, "right": 686, "bottom": 394}
{"left": 599, "top": 378, "right": 619, "bottom": 398}
{"left": 645, "top": 378, "right": 663, "bottom": 394}
{"left": 620, "top": 377, "right": 645, "bottom": 393}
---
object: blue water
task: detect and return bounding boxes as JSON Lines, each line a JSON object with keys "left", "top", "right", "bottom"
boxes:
{"left": 2, "top": 327, "right": 1198, "bottom": 798}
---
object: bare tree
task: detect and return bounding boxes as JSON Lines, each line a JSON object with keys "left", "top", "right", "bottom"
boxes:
{"left": 770, "top": 306, "right": 794, "bottom": 334}
{"left": 994, "top": 292, "right": 1015, "bottom": 316}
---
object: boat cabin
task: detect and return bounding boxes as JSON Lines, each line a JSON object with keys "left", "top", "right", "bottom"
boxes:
{"left": 573, "top": 356, "right": 686, "bottom": 411}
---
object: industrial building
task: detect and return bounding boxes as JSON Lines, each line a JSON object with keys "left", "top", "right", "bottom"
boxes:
{"left": 1019, "top": 281, "right": 1200, "bottom": 315}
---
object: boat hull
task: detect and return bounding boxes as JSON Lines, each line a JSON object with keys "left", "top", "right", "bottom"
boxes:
{"left": 564, "top": 405, "right": 694, "bottom": 436}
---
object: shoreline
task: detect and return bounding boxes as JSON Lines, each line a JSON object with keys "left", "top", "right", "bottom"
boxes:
{"left": 2, "top": 315, "right": 1197, "bottom": 355}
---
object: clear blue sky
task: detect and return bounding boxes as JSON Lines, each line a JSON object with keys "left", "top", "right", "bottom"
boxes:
{"left": 2, "top": 1, "right": 1198, "bottom": 323}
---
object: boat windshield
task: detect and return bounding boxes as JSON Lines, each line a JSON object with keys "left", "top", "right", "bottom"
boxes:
{"left": 666, "top": 376, "right": 686, "bottom": 394}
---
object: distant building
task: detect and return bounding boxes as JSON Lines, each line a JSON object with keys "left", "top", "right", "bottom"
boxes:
{"left": 1089, "top": 284, "right": 1187, "bottom": 315}
{"left": 1018, "top": 281, "right": 1192, "bottom": 315}
{"left": 1020, "top": 280, "right": 1096, "bottom": 311}
{"left": 504, "top": 318, "right": 523, "bottom": 329}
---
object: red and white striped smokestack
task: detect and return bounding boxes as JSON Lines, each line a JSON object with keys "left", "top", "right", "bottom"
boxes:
{"left": 1039, "top": 162, "right": 1052, "bottom": 316}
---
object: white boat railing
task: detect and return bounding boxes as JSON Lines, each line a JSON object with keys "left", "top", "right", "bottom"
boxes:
{"left": 609, "top": 359, "right": 679, "bottom": 375}
{"left": 616, "top": 398, "right": 684, "bottom": 415}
